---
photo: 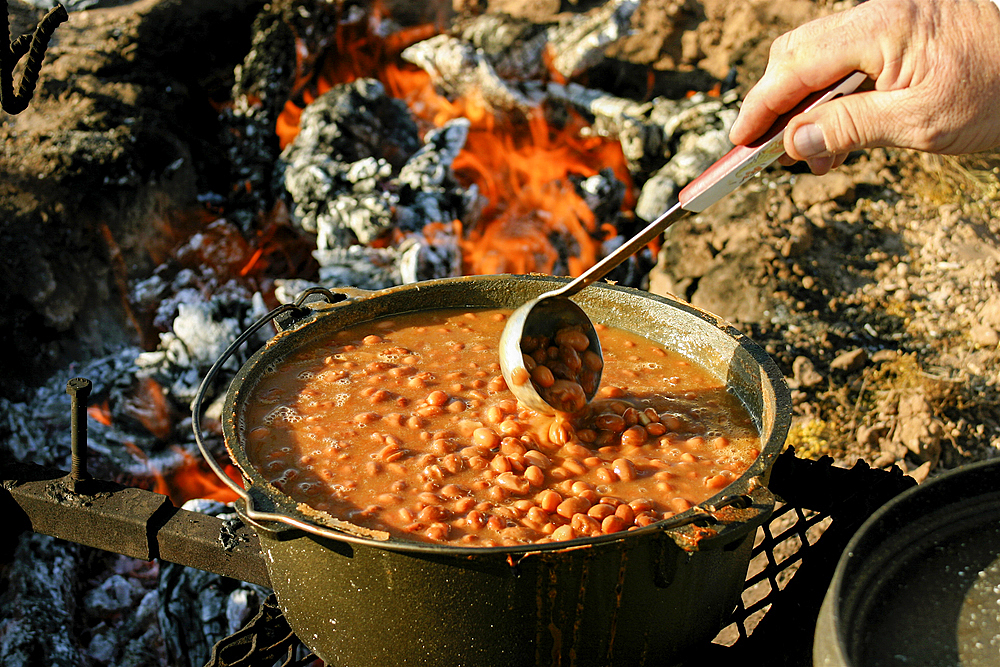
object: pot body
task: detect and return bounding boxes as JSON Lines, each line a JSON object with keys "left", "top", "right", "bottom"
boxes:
{"left": 222, "top": 275, "right": 792, "bottom": 666}
{"left": 814, "top": 457, "right": 1000, "bottom": 667}
{"left": 260, "top": 520, "right": 754, "bottom": 666}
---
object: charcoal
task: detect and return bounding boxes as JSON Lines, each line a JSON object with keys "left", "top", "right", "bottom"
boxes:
{"left": 453, "top": 13, "right": 548, "bottom": 81}
{"left": 573, "top": 167, "right": 627, "bottom": 226}
{"left": 282, "top": 80, "right": 471, "bottom": 287}
{"left": 280, "top": 79, "right": 420, "bottom": 245}
{"left": 135, "top": 287, "right": 268, "bottom": 405}
{"left": 157, "top": 500, "right": 272, "bottom": 667}
{"left": 404, "top": 0, "right": 637, "bottom": 112}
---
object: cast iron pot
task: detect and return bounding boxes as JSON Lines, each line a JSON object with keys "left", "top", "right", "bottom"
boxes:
{"left": 814, "top": 456, "right": 1000, "bottom": 667}
{"left": 195, "top": 275, "right": 792, "bottom": 667}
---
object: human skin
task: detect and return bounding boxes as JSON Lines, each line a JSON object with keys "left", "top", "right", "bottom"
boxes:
{"left": 728, "top": 0, "right": 1000, "bottom": 174}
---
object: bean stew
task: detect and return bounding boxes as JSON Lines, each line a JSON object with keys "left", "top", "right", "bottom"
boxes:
{"left": 242, "top": 308, "right": 761, "bottom": 547}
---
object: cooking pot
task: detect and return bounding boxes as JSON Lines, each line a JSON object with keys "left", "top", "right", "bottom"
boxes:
{"left": 194, "top": 274, "right": 792, "bottom": 667}
{"left": 813, "top": 456, "right": 1000, "bottom": 667}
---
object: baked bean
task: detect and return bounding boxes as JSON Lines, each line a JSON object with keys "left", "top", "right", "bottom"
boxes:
{"left": 595, "top": 414, "right": 626, "bottom": 432}
{"left": 587, "top": 503, "right": 615, "bottom": 521}
{"left": 634, "top": 512, "right": 659, "bottom": 527}
{"left": 524, "top": 465, "right": 545, "bottom": 487}
{"left": 556, "top": 496, "right": 591, "bottom": 519}
{"left": 496, "top": 472, "right": 531, "bottom": 495}
{"left": 706, "top": 474, "right": 730, "bottom": 490}
{"left": 551, "top": 525, "right": 576, "bottom": 541}
{"left": 559, "top": 345, "right": 582, "bottom": 372}
{"left": 523, "top": 450, "right": 551, "bottom": 469}
{"left": 562, "top": 458, "right": 587, "bottom": 476}
{"left": 612, "top": 458, "right": 636, "bottom": 482}
{"left": 537, "top": 489, "right": 562, "bottom": 513}
{"left": 614, "top": 504, "right": 635, "bottom": 525}
{"left": 362, "top": 334, "right": 383, "bottom": 346}
{"left": 531, "top": 365, "right": 555, "bottom": 388}
{"left": 620, "top": 426, "right": 647, "bottom": 447}
{"left": 601, "top": 515, "right": 626, "bottom": 534}
{"left": 525, "top": 506, "right": 549, "bottom": 526}
{"left": 571, "top": 513, "right": 601, "bottom": 536}
{"left": 427, "top": 390, "right": 450, "bottom": 406}
{"left": 498, "top": 420, "right": 522, "bottom": 436}
{"left": 473, "top": 427, "right": 500, "bottom": 450}
{"left": 490, "top": 455, "right": 512, "bottom": 473}
{"left": 554, "top": 328, "right": 590, "bottom": 352}
{"left": 669, "top": 498, "right": 693, "bottom": 513}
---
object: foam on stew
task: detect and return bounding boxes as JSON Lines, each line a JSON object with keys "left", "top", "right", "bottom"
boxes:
{"left": 242, "top": 308, "right": 761, "bottom": 547}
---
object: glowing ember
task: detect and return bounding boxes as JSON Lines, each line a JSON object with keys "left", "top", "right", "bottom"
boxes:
{"left": 151, "top": 448, "right": 243, "bottom": 506}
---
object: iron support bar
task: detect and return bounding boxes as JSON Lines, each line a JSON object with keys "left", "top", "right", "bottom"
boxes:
{"left": 2, "top": 461, "right": 270, "bottom": 588}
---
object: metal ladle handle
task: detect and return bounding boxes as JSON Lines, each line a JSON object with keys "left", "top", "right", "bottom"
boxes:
{"left": 550, "top": 71, "right": 867, "bottom": 300}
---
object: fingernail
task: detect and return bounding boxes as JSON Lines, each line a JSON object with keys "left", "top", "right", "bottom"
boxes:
{"left": 793, "top": 124, "right": 827, "bottom": 158}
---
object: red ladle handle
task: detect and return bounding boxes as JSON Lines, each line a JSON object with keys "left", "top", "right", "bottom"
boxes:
{"left": 679, "top": 71, "right": 867, "bottom": 213}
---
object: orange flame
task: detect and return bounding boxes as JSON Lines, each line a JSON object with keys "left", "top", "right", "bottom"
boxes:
{"left": 123, "top": 377, "right": 173, "bottom": 441}
{"left": 151, "top": 447, "right": 243, "bottom": 506}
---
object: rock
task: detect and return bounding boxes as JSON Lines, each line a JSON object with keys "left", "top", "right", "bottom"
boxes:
{"left": 781, "top": 215, "right": 813, "bottom": 258}
{"left": 790, "top": 171, "right": 856, "bottom": 208}
{"left": 893, "top": 391, "right": 943, "bottom": 466}
{"left": 871, "top": 349, "right": 898, "bottom": 363}
{"left": 856, "top": 423, "right": 888, "bottom": 448}
{"left": 969, "top": 323, "right": 999, "bottom": 348}
{"left": 908, "top": 460, "right": 933, "bottom": 483}
{"left": 977, "top": 295, "right": 1000, "bottom": 328}
{"left": 830, "top": 347, "right": 869, "bottom": 373}
{"left": 792, "top": 356, "right": 824, "bottom": 388}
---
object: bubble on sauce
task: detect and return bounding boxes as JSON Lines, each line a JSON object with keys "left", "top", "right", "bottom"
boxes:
{"left": 297, "top": 370, "right": 315, "bottom": 380}
{"left": 264, "top": 405, "right": 301, "bottom": 425}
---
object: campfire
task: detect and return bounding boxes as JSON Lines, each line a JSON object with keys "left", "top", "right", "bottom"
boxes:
{"left": 0, "top": 0, "right": 758, "bottom": 664}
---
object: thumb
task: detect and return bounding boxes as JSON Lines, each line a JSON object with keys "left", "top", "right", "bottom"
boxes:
{"left": 783, "top": 90, "right": 906, "bottom": 161}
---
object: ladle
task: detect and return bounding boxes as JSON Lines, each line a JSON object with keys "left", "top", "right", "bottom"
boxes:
{"left": 500, "top": 72, "right": 867, "bottom": 415}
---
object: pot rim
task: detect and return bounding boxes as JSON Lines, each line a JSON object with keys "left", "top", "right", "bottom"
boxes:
{"left": 210, "top": 275, "right": 791, "bottom": 556}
